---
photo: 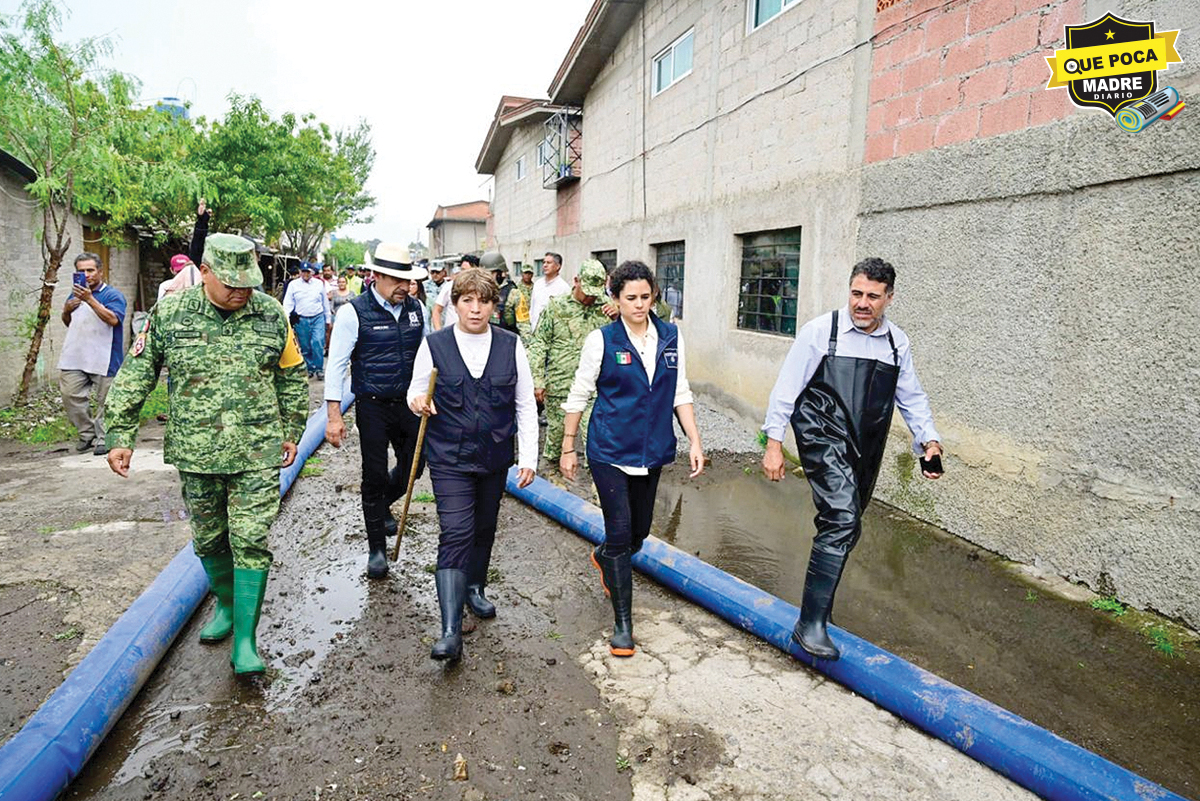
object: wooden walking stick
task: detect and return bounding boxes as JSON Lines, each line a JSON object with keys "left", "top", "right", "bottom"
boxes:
{"left": 391, "top": 368, "right": 437, "bottom": 561}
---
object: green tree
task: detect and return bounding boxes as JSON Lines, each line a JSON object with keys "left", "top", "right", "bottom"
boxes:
{"left": 0, "top": 0, "right": 195, "bottom": 401}
{"left": 326, "top": 236, "right": 368, "bottom": 270}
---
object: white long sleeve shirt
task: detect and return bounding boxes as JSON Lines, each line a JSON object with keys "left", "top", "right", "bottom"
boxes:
{"left": 762, "top": 307, "right": 940, "bottom": 453}
{"left": 407, "top": 326, "right": 539, "bottom": 472}
{"left": 324, "top": 287, "right": 421, "bottom": 403}
{"left": 283, "top": 276, "right": 332, "bottom": 323}
{"left": 563, "top": 321, "right": 695, "bottom": 474}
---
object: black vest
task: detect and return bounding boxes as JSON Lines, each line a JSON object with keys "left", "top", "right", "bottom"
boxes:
{"left": 426, "top": 326, "right": 518, "bottom": 473}
{"left": 349, "top": 290, "right": 424, "bottom": 398}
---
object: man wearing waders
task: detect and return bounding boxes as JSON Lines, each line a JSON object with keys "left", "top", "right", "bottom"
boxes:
{"left": 761, "top": 258, "right": 943, "bottom": 660}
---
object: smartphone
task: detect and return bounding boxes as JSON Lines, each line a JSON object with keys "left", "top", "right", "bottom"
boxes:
{"left": 920, "top": 454, "right": 944, "bottom": 475}
{"left": 72, "top": 271, "right": 87, "bottom": 287}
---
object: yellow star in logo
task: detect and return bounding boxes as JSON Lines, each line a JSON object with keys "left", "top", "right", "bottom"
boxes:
{"left": 1105, "top": 29, "right": 1115, "bottom": 39}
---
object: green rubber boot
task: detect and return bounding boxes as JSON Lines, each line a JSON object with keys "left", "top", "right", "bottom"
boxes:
{"left": 197, "top": 553, "right": 234, "bottom": 642}
{"left": 231, "top": 567, "right": 270, "bottom": 674}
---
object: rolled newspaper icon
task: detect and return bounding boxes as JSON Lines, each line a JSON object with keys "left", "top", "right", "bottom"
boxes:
{"left": 1116, "top": 86, "right": 1181, "bottom": 132}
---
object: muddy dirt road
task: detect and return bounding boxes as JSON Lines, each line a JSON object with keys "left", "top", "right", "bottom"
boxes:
{"left": 39, "top": 418, "right": 1032, "bottom": 801}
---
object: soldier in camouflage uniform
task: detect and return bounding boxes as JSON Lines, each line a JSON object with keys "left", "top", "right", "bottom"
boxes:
{"left": 506, "top": 263, "right": 536, "bottom": 346}
{"left": 528, "top": 260, "right": 611, "bottom": 464}
{"left": 105, "top": 233, "right": 308, "bottom": 676}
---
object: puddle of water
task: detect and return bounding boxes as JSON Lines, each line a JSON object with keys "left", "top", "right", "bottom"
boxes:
{"left": 653, "top": 457, "right": 1200, "bottom": 798}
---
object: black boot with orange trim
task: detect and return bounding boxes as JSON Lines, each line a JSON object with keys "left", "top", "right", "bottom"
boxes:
{"left": 594, "top": 547, "right": 635, "bottom": 657}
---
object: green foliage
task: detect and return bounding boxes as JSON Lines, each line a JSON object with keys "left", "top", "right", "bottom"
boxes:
{"left": 298, "top": 456, "right": 324, "bottom": 478}
{"left": 53, "top": 626, "right": 81, "bottom": 641}
{"left": 1147, "top": 626, "right": 1181, "bottom": 658}
{"left": 1090, "top": 595, "right": 1127, "bottom": 617}
{"left": 412, "top": 491, "right": 435, "bottom": 504}
{"left": 1024, "top": 590, "right": 1039, "bottom": 603}
{"left": 137, "top": 380, "right": 168, "bottom": 423}
{"left": 327, "top": 236, "right": 370, "bottom": 270}
{"left": 0, "top": 405, "right": 75, "bottom": 444}
{"left": 615, "top": 754, "right": 631, "bottom": 772}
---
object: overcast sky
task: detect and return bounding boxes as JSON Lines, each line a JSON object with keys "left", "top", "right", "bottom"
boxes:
{"left": 2, "top": 0, "right": 593, "bottom": 246}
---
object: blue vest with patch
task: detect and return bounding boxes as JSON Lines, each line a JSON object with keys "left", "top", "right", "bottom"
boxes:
{"left": 426, "top": 326, "right": 518, "bottom": 473}
{"left": 349, "top": 291, "right": 425, "bottom": 398}
{"left": 587, "top": 316, "right": 679, "bottom": 468}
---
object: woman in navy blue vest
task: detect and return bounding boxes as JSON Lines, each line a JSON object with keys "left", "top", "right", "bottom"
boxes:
{"left": 560, "top": 261, "right": 704, "bottom": 657}
{"left": 408, "top": 267, "right": 538, "bottom": 662}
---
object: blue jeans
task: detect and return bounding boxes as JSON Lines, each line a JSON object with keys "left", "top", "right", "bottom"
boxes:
{"left": 294, "top": 314, "right": 325, "bottom": 373}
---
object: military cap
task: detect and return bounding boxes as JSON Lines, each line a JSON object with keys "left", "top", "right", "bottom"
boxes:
{"left": 202, "top": 233, "right": 262, "bottom": 288}
{"left": 577, "top": 259, "right": 607, "bottom": 298}
{"left": 520, "top": 263, "right": 535, "bottom": 273}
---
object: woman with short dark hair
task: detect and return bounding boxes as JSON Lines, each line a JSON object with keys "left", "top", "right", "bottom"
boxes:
{"left": 559, "top": 260, "right": 704, "bottom": 657}
{"left": 409, "top": 268, "right": 537, "bottom": 662}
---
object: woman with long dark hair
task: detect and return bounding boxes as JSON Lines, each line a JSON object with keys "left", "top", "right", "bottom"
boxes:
{"left": 559, "top": 260, "right": 704, "bottom": 656}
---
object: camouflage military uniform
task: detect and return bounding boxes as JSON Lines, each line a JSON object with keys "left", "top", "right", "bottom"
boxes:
{"left": 506, "top": 279, "right": 535, "bottom": 346}
{"left": 527, "top": 261, "right": 611, "bottom": 461}
{"left": 105, "top": 234, "right": 307, "bottom": 674}
{"left": 106, "top": 283, "right": 307, "bottom": 568}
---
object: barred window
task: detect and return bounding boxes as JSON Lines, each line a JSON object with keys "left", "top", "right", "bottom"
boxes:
{"left": 591, "top": 249, "right": 617, "bottom": 274}
{"left": 654, "top": 241, "right": 685, "bottom": 320}
{"left": 737, "top": 227, "right": 800, "bottom": 335}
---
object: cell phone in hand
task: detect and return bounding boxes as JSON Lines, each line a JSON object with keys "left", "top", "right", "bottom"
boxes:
{"left": 72, "top": 271, "right": 87, "bottom": 287}
{"left": 920, "top": 454, "right": 944, "bottom": 475}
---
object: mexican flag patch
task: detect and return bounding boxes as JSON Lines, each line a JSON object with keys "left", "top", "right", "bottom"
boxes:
{"left": 615, "top": 351, "right": 633, "bottom": 365}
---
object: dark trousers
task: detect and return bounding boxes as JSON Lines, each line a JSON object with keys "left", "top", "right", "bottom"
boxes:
{"left": 356, "top": 397, "right": 425, "bottom": 530}
{"left": 430, "top": 467, "right": 507, "bottom": 570}
{"left": 591, "top": 462, "right": 663, "bottom": 556}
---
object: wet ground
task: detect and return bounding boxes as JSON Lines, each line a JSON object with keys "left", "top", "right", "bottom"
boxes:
{"left": 652, "top": 455, "right": 1200, "bottom": 798}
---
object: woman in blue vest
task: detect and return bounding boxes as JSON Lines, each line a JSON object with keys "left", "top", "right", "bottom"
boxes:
{"left": 408, "top": 267, "right": 537, "bottom": 662}
{"left": 560, "top": 260, "right": 704, "bottom": 657}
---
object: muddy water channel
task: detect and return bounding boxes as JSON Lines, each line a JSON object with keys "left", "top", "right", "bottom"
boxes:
{"left": 653, "top": 456, "right": 1199, "bottom": 798}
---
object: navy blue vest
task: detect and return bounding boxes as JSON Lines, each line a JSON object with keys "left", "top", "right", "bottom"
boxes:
{"left": 426, "top": 326, "right": 518, "bottom": 473}
{"left": 587, "top": 316, "right": 679, "bottom": 468}
{"left": 349, "top": 290, "right": 425, "bottom": 398}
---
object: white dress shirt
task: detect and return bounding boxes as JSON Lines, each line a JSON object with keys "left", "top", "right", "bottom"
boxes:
{"left": 283, "top": 276, "right": 332, "bottom": 322}
{"left": 563, "top": 320, "right": 695, "bottom": 474}
{"left": 435, "top": 281, "right": 458, "bottom": 329}
{"left": 529, "top": 275, "right": 570, "bottom": 331}
{"left": 762, "top": 307, "right": 940, "bottom": 453}
{"left": 408, "top": 327, "right": 539, "bottom": 472}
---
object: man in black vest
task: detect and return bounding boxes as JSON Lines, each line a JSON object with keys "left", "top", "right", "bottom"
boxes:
{"left": 325, "top": 243, "right": 429, "bottom": 579}
{"left": 408, "top": 268, "right": 538, "bottom": 662}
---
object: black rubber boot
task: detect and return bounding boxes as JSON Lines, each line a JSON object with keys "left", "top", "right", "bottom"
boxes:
{"left": 383, "top": 509, "right": 398, "bottom": 538}
{"left": 431, "top": 568, "right": 466, "bottom": 661}
{"left": 464, "top": 543, "right": 496, "bottom": 619}
{"left": 791, "top": 550, "right": 846, "bottom": 661}
{"left": 595, "top": 548, "right": 635, "bottom": 657}
{"left": 366, "top": 528, "right": 388, "bottom": 580}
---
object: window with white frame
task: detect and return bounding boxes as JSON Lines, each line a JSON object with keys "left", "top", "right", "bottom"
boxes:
{"left": 652, "top": 28, "right": 694, "bottom": 95}
{"left": 515, "top": 155, "right": 526, "bottom": 182}
{"left": 751, "top": 0, "right": 799, "bottom": 30}
{"left": 536, "top": 140, "right": 549, "bottom": 167}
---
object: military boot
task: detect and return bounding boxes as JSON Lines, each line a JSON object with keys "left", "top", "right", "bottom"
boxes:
{"left": 431, "top": 568, "right": 466, "bottom": 661}
{"left": 594, "top": 548, "right": 635, "bottom": 657}
{"left": 464, "top": 543, "right": 496, "bottom": 619}
{"left": 231, "top": 567, "right": 270, "bottom": 674}
{"left": 197, "top": 553, "right": 234, "bottom": 642}
{"left": 791, "top": 550, "right": 846, "bottom": 661}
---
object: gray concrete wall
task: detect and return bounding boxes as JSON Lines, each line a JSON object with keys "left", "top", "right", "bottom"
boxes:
{"left": 0, "top": 170, "right": 136, "bottom": 402}
{"left": 858, "top": 40, "right": 1200, "bottom": 628}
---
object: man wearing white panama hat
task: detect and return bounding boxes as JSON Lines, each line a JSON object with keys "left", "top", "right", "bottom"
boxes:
{"left": 325, "top": 243, "right": 429, "bottom": 579}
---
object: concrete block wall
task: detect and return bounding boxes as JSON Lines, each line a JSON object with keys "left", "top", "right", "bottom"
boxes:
{"left": 0, "top": 173, "right": 136, "bottom": 402}
{"left": 492, "top": 122, "right": 559, "bottom": 264}
{"left": 858, "top": 0, "right": 1200, "bottom": 626}
{"left": 867, "top": 0, "right": 1083, "bottom": 162}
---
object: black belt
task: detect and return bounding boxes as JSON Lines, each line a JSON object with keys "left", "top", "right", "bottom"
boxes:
{"left": 357, "top": 394, "right": 409, "bottom": 404}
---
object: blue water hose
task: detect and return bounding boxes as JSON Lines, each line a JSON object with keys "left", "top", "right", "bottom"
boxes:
{"left": 504, "top": 469, "right": 1188, "bottom": 801}
{"left": 0, "top": 396, "right": 353, "bottom": 801}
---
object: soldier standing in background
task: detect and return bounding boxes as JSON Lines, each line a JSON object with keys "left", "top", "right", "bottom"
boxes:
{"left": 506, "top": 263, "right": 536, "bottom": 345}
{"left": 528, "top": 260, "right": 611, "bottom": 467}
{"left": 104, "top": 234, "right": 308, "bottom": 675}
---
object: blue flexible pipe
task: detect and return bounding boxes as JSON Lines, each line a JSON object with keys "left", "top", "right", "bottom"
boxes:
{"left": 505, "top": 469, "right": 1188, "bottom": 801}
{"left": 0, "top": 396, "right": 353, "bottom": 801}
